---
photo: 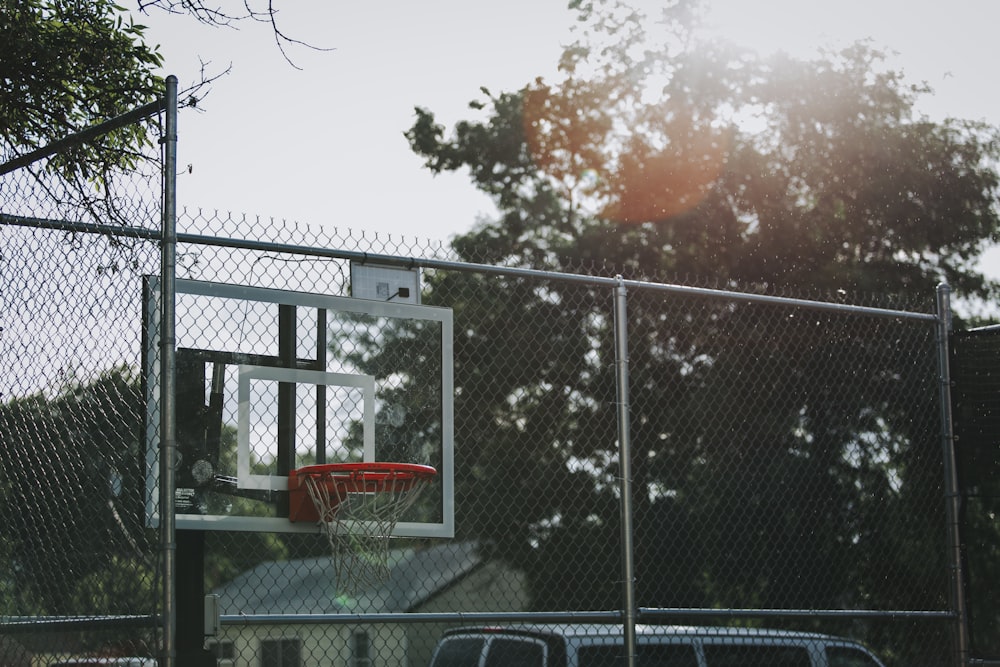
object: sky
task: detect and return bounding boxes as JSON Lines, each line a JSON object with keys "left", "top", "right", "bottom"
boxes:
{"left": 138, "top": 0, "right": 1000, "bottom": 276}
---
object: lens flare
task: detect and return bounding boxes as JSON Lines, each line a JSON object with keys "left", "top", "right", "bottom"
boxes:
{"left": 523, "top": 81, "right": 730, "bottom": 224}
{"left": 602, "top": 124, "right": 731, "bottom": 224}
{"left": 578, "top": 168, "right": 600, "bottom": 191}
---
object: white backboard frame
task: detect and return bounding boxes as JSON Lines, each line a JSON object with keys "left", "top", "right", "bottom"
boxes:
{"left": 145, "top": 277, "right": 454, "bottom": 538}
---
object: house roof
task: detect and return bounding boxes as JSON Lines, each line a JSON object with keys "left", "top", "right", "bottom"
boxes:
{"left": 212, "top": 541, "right": 483, "bottom": 615}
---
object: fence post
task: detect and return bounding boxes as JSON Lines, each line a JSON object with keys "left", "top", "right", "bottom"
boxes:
{"left": 613, "top": 277, "right": 637, "bottom": 667}
{"left": 935, "top": 283, "right": 970, "bottom": 667}
{"left": 160, "top": 74, "right": 179, "bottom": 667}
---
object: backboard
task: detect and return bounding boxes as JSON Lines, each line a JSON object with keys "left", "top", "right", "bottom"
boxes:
{"left": 144, "top": 277, "right": 454, "bottom": 537}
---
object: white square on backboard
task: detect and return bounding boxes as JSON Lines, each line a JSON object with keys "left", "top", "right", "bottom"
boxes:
{"left": 236, "top": 366, "right": 376, "bottom": 491}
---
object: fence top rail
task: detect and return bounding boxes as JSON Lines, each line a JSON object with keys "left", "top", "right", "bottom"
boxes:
{"left": 215, "top": 607, "right": 954, "bottom": 627}
{"left": 0, "top": 214, "right": 938, "bottom": 323}
{"left": 0, "top": 614, "right": 158, "bottom": 633}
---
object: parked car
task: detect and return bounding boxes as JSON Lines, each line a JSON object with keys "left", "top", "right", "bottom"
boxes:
{"left": 49, "top": 658, "right": 156, "bottom": 667}
{"left": 427, "top": 623, "right": 886, "bottom": 667}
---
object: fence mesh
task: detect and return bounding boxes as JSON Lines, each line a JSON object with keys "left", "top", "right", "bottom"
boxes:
{"left": 0, "top": 107, "right": 165, "bottom": 663}
{"left": 0, "top": 101, "right": 964, "bottom": 667}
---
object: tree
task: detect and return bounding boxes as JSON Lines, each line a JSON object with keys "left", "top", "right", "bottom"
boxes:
{"left": 136, "top": 0, "right": 328, "bottom": 68}
{"left": 0, "top": 367, "right": 153, "bottom": 615}
{"left": 1, "top": 0, "right": 164, "bottom": 165}
{"left": 397, "top": 0, "right": 998, "bottom": 661}
{"left": 1, "top": 0, "right": 316, "bottom": 221}
{"left": 1, "top": 0, "right": 170, "bottom": 231}
{"left": 1, "top": 0, "right": 322, "bottom": 157}
{"left": 1, "top": 0, "right": 325, "bottom": 168}
{"left": 408, "top": 3, "right": 999, "bottom": 299}
{"left": 0, "top": 367, "right": 287, "bottom": 616}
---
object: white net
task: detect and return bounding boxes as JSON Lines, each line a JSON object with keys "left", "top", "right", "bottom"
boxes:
{"left": 300, "top": 464, "right": 435, "bottom": 594}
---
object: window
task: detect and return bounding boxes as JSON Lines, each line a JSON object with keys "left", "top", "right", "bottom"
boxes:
{"left": 484, "top": 638, "right": 546, "bottom": 667}
{"left": 430, "top": 637, "right": 485, "bottom": 667}
{"left": 261, "top": 638, "right": 301, "bottom": 667}
{"left": 827, "top": 646, "right": 882, "bottom": 667}
{"left": 206, "top": 639, "right": 235, "bottom": 660}
{"left": 352, "top": 630, "right": 372, "bottom": 667}
{"left": 702, "top": 644, "right": 810, "bottom": 667}
{"left": 580, "top": 643, "right": 699, "bottom": 667}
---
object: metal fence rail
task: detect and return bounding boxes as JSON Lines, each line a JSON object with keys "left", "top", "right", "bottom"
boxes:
{"left": 0, "top": 79, "right": 969, "bottom": 667}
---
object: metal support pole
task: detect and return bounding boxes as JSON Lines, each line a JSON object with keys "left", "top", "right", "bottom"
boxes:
{"left": 935, "top": 283, "right": 970, "bottom": 667}
{"left": 160, "top": 75, "right": 179, "bottom": 667}
{"left": 613, "top": 277, "right": 637, "bottom": 667}
{"left": 316, "top": 308, "right": 327, "bottom": 464}
{"left": 277, "top": 304, "right": 297, "bottom": 516}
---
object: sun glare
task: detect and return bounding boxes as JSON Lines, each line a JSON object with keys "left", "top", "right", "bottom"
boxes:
{"left": 699, "top": 0, "right": 868, "bottom": 60}
{"left": 519, "top": 0, "right": 985, "bottom": 227}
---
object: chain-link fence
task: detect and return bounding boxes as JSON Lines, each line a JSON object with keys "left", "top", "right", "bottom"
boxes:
{"left": 0, "top": 83, "right": 171, "bottom": 666}
{"left": 0, "top": 82, "right": 971, "bottom": 667}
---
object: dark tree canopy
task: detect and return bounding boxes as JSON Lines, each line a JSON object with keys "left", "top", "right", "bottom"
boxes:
{"left": 0, "top": 0, "right": 313, "bottom": 181}
{"left": 397, "top": 1, "right": 1000, "bottom": 660}
{"left": 407, "top": 1, "right": 1000, "bottom": 301}
{"left": 1, "top": 0, "right": 163, "bottom": 156}
{"left": 0, "top": 368, "right": 151, "bottom": 615}
{"left": 0, "top": 369, "right": 287, "bottom": 617}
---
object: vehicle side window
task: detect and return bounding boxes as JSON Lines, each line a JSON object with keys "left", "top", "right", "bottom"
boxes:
{"left": 484, "top": 638, "right": 546, "bottom": 667}
{"left": 703, "top": 644, "right": 811, "bottom": 667}
{"left": 579, "top": 644, "right": 699, "bottom": 667}
{"left": 827, "top": 646, "right": 881, "bottom": 667}
{"left": 431, "top": 637, "right": 486, "bottom": 667}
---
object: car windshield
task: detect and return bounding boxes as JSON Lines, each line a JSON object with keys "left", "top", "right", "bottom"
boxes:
{"left": 431, "top": 637, "right": 486, "bottom": 667}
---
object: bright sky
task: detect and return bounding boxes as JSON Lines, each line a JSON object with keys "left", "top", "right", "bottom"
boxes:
{"left": 140, "top": 0, "right": 1000, "bottom": 277}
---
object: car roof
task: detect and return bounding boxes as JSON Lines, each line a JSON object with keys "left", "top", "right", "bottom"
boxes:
{"left": 444, "top": 623, "right": 840, "bottom": 642}
{"left": 50, "top": 661, "right": 156, "bottom": 666}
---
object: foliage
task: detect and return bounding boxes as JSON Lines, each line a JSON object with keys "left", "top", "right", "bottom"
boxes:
{"left": 0, "top": 367, "right": 152, "bottom": 615}
{"left": 407, "top": 4, "right": 1000, "bottom": 299}
{"left": 0, "top": 367, "right": 286, "bottom": 615}
{"left": 0, "top": 0, "right": 164, "bottom": 178}
{"left": 398, "top": 0, "right": 1000, "bottom": 661}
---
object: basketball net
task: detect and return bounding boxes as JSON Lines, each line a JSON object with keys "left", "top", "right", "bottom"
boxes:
{"left": 301, "top": 466, "right": 432, "bottom": 595}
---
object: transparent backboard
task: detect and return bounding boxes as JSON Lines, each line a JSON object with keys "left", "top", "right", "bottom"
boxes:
{"left": 144, "top": 277, "right": 454, "bottom": 537}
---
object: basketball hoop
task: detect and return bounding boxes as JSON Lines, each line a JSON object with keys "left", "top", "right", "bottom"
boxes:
{"left": 288, "top": 462, "right": 436, "bottom": 593}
